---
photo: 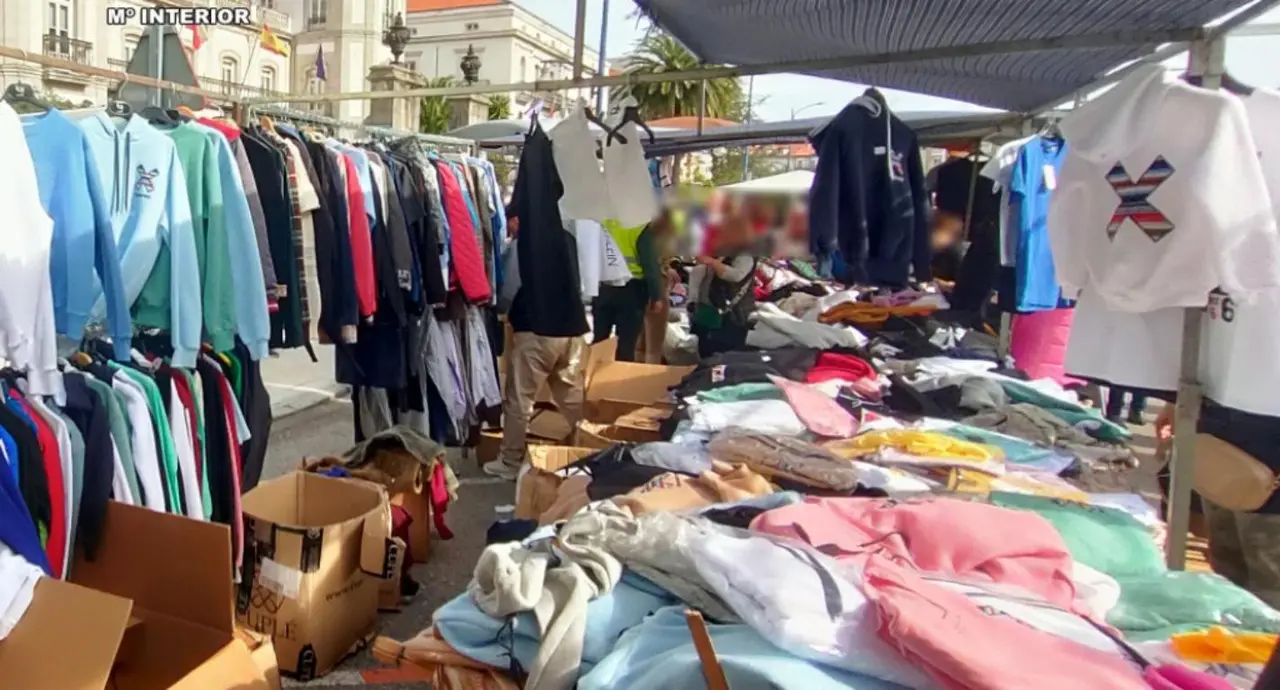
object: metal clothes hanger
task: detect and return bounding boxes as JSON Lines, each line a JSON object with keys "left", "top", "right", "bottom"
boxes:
{"left": 3, "top": 82, "right": 52, "bottom": 112}
{"left": 581, "top": 105, "right": 624, "bottom": 144}
{"left": 607, "top": 104, "right": 653, "bottom": 146}
{"left": 139, "top": 105, "right": 178, "bottom": 126}
{"left": 105, "top": 100, "right": 133, "bottom": 119}
{"left": 1183, "top": 71, "right": 1254, "bottom": 96}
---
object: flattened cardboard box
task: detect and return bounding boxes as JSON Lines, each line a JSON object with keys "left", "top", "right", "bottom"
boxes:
{"left": 515, "top": 446, "right": 597, "bottom": 520}
{"left": 237, "top": 472, "right": 393, "bottom": 682}
{"left": 0, "top": 501, "right": 270, "bottom": 689}
{"left": 584, "top": 360, "right": 694, "bottom": 422}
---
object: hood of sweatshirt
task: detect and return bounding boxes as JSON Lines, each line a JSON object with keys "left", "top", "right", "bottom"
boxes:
{"left": 1058, "top": 64, "right": 1171, "bottom": 166}
{"left": 81, "top": 112, "right": 168, "bottom": 216}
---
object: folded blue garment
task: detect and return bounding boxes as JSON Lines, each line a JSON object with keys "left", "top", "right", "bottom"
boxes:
{"left": 579, "top": 606, "right": 911, "bottom": 690}
{"left": 433, "top": 573, "right": 675, "bottom": 676}
{"left": 936, "top": 423, "right": 1077, "bottom": 475}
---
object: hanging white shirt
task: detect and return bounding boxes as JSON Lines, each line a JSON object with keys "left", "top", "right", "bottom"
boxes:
{"left": 1199, "top": 88, "right": 1280, "bottom": 416}
{"left": 0, "top": 103, "right": 60, "bottom": 401}
{"left": 549, "top": 108, "right": 612, "bottom": 222}
{"left": 599, "top": 230, "right": 633, "bottom": 286}
{"left": 169, "top": 380, "right": 204, "bottom": 520}
{"left": 1063, "top": 286, "right": 1182, "bottom": 392}
{"left": 571, "top": 220, "right": 604, "bottom": 298}
{"left": 113, "top": 373, "right": 166, "bottom": 512}
{"left": 603, "top": 122, "right": 659, "bottom": 227}
{"left": 26, "top": 397, "right": 75, "bottom": 572}
{"left": 1048, "top": 64, "right": 1280, "bottom": 312}
{"left": 979, "top": 135, "right": 1034, "bottom": 267}
{"left": 0, "top": 545, "right": 44, "bottom": 640}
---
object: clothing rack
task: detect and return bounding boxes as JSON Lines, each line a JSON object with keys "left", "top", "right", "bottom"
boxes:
{"left": 240, "top": 105, "right": 476, "bottom": 154}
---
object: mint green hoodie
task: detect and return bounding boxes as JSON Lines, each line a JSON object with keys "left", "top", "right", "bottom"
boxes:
{"left": 137, "top": 123, "right": 236, "bottom": 352}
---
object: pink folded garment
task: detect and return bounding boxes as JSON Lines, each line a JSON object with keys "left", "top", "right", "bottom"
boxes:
{"left": 1009, "top": 308, "right": 1082, "bottom": 385}
{"left": 769, "top": 375, "right": 859, "bottom": 438}
{"left": 864, "top": 559, "right": 1149, "bottom": 690}
{"left": 1142, "top": 665, "right": 1236, "bottom": 690}
{"left": 751, "top": 496, "right": 1080, "bottom": 611}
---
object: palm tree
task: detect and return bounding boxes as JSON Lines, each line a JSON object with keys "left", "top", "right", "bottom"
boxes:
{"left": 487, "top": 94, "right": 512, "bottom": 120}
{"left": 419, "top": 76, "right": 455, "bottom": 134}
{"left": 616, "top": 31, "right": 744, "bottom": 121}
{"left": 615, "top": 30, "right": 748, "bottom": 186}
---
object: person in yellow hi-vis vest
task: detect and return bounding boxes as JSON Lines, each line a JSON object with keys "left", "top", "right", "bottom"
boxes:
{"left": 594, "top": 211, "right": 669, "bottom": 361}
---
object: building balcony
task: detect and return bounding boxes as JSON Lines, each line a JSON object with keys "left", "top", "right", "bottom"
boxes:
{"left": 304, "top": 14, "right": 327, "bottom": 30}
{"left": 43, "top": 34, "right": 95, "bottom": 86}
{"left": 258, "top": 6, "right": 291, "bottom": 32}
{"left": 43, "top": 34, "right": 92, "bottom": 65}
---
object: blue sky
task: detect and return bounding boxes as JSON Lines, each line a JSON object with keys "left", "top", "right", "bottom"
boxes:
{"left": 517, "top": 0, "right": 1280, "bottom": 123}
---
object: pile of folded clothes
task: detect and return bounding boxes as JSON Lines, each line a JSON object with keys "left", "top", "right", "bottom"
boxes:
{"left": 372, "top": 267, "right": 1277, "bottom": 690}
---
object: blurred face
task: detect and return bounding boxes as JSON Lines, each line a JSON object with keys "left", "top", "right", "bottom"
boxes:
{"left": 931, "top": 212, "right": 963, "bottom": 251}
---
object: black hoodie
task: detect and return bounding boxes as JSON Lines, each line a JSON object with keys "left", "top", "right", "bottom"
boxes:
{"left": 808, "top": 98, "right": 932, "bottom": 287}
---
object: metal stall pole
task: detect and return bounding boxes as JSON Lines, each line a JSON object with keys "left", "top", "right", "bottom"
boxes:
{"left": 1163, "top": 36, "right": 1223, "bottom": 570}
{"left": 596, "top": 0, "right": 610, "bottom": 113}
{"left": 573, "top": 0, "right": 588, "bottom": 81}
{"left": 151, "top": 24, "right": 165, "bottom": 107}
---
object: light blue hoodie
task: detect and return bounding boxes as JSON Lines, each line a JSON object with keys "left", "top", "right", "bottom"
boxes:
{"left": 21, "top": 109, "right": 131, "bottom": 356}
{"left": 188, "top": 123, "right": 270, "bottom": 360}
{"left": 77, "top": 113, "right": 202, "bottom": 367}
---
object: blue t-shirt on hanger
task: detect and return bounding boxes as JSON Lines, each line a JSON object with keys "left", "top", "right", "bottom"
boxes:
{"left": 1010, "top": 135, "right": 1070, "bottom": 311}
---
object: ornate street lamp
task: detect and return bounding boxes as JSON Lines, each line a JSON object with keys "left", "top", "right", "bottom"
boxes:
{"left": 460, "top": 45, "right": 481, "bottom": 84}
{"left": 382, "top": 12, "right": 410, "bottom": 64}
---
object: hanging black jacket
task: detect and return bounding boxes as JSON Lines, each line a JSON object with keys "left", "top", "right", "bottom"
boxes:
{"left": 61, "top": 372, "right": 113, "bottom": 560}
{"left": 808, "top": 100, "right": 932, "bottom": 287}
{"left": 509, "top": 126, "right": 588, "bottom": 337}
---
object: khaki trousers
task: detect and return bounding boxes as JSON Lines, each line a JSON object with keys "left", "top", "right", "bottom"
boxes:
{"left": 497, "top": 332, "right": 586, "bottom": 467}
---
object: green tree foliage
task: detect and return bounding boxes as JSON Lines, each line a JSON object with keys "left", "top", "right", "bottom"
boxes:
{"left": 486, "top": 94, "right": 512, "bottom": 121}
{"left": 8, "top": 91, "right": 92, "bottom": 115}
{"left": 709, "top": 147, "right": 781, "bottom": 186}
{"left": 615, "top": 31, "right": 744, "bottom": 120}
{"left": 419, "top": 76, "right": 455, "bottom": 134}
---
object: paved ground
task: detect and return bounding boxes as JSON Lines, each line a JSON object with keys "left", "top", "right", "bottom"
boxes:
{"left": 262, "top": 398, "right": 509, "bottom": 689}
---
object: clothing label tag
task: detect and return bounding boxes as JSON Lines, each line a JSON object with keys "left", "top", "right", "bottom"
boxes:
{"left": 711, "top": 365, "right": 726, "bottom": 383}
{"left": 259, "top": 557, "right": 302, "bottom": 599}
{"left": 873, "top": 146, "right": 887, "bottom": 155}
{"left": 1043, "top": 165, "right": 1057, "bottom": 190}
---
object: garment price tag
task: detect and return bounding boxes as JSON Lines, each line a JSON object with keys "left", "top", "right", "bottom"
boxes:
{"left": 259, "top": 557, "right": 302, "bottom": 599}
{"left": 1043, "top": 165, "right": 1057, "bottom": 190}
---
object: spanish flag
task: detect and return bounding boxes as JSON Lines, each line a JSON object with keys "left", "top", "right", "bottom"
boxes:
{"left": 186, "top": 24, "right": 207, "bottom": 51}
{"left": 259, "top": 25, "right": 291, "bottom": 57}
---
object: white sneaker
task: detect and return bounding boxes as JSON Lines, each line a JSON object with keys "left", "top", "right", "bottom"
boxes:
{"left": 482, "top": 460, "right": 520, "bottom": 481}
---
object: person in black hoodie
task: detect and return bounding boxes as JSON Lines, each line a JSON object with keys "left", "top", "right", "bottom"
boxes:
{"left": 808, "top": 88, "right": 932, "bottom": 287}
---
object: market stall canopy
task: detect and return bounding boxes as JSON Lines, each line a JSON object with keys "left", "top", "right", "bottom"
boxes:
{"left": 721, "top": 170, "right": 815, "bottom": 194}
{"left": 475, "top": 110, "right": 1031, "bottom": 152}
{"left": 629, "top": 0, "right": 1258, "bottom": 112}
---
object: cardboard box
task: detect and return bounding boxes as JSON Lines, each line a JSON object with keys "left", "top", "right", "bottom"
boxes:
{"left": 237, "top": 472, "right": 393, "bottom": 682}
{"left": 237, "top": 628, "right": 283, "bottom": 690}
{"left": 298, "top": 451, "right": 435, "bottom": 566}
{"left": 515, "top": 446, "right": 598, "bottom": 520}
{"left": 583, "top": 361, "right": 694, "bottom": 422}
{"left": 475, "top": 408, "right": 578, "bottom": 468}
{"left": 0, "top": 501, "right": 271, "bottom": 689}
{"left": 377, "top": 537, "right": 407, "bottom": 612}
